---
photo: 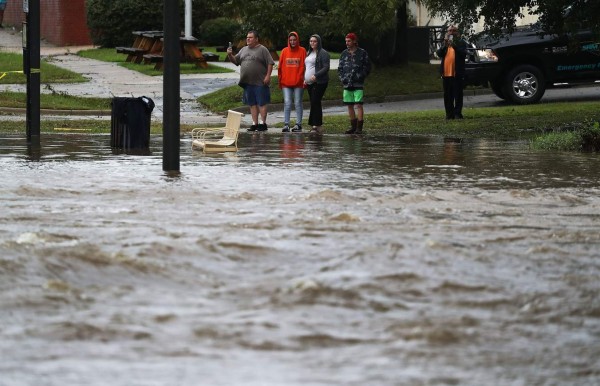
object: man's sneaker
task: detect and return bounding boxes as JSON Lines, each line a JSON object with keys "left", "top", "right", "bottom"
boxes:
{"left": 282, "top": 124, "right": 290, "bottom": 133}
{"left": 247, "top": 124, "right": 258, "bottom": 132}
{"left": 257, "top": 123, "right": 268, "bottom": 131}
{"left": 291, "top": 123, "right": 302, "bottom": 132}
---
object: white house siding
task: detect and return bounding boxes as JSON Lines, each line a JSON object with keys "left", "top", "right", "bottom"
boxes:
{"left": 408, "top": 2, "right": 539, "bottom": 33}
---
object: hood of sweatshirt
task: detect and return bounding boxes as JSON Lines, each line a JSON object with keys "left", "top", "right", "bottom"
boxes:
{"left": 287, "top": 31, "right": 300, "bottom": 51}
{"left": 308, "top": 34, "right": 323, "bottom": 51}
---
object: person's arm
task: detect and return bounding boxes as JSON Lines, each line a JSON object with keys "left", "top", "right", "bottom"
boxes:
{"left": 264, "top": 63, "right": 274, "bottom": 85}
{"left": 314, "top": 50, "right": 330, "bottom": 79}
{"left": 362, "top": 49, "right": 371, "bottom": 78}
{"left": 436, "top": 45, "right": 447, "bottom": 58}
{"left": 301, "top": 49, "right": 306, "bottom": 82}
{"left": 227, "top": 46, "right": 239, "bottom": 65}
{"left": 338, "top": 52, "right": 346, "bottom": 82}
{"left": 277, "top": 49, "right": 285, "bottom": 87}
{"left": 437, "top": 31, "right": 454, "bottom": 58}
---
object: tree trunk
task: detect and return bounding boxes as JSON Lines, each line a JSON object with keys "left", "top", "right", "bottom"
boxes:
{"left": 393, "top": 2, "right": 409, "bottom": 65}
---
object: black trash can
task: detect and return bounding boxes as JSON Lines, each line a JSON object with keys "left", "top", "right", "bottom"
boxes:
{"left": 110, "top": 96, "right": 155, "bottom": 150}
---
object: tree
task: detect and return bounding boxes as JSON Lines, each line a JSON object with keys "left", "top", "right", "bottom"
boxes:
{"left": 326, "top": 0, "right": 410, "bottom": 65}
{"left": 420, "top": 0, "right": 600, "bottom": 37}
{"left": 86, "top": 0, "right": 221, "bottom": 47}
{"left": 221, "top": 0, "right": 412, "bottom": 64}
{"left": 222, "top": 0, "right": 311, "bottom": 48}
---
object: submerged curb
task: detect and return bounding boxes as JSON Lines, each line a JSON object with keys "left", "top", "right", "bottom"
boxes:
{"left": 0, "top": 106, "right": 111, "bottom": 116}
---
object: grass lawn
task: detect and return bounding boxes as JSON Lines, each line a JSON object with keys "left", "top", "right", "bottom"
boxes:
{"left": 0, "top": 90, "right": 110, "bottom": 110}
{"left": 319, "top": 101, "right": 600, "bottom": 139}
{"left": 2, "top": 101, "right": 599, "bottom": 142}
{"left": 0, "top": 52, "right": 86, "bottom": 84}
{"left": 0, "top": 119, "right": 180, "bottom": 135}
{"left": 198, "top": 63, "right": 444, "bottom": 112}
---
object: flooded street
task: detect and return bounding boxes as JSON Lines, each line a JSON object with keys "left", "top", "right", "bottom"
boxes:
{"left": 1, "top": 133, "right": 599, "bottom": 386}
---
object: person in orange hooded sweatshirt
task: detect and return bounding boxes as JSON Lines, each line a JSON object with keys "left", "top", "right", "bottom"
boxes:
{"left": 278, "top": 31, "right": 306, "bottom": 132}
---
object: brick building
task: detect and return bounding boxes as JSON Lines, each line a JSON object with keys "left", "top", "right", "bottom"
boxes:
{"left": 3, "top": 0, "right": 92, "bottom": 46}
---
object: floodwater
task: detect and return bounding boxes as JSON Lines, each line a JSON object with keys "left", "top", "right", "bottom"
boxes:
{"left": 1, "top": 133, "right": 599, "bottom": 386}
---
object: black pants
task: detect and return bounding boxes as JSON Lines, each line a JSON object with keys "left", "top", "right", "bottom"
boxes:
{"left": 307, "top": 82, "right": 328, "bottom": 126}
{"left": 442, "top": 76, "right": 464, "bottom": 118}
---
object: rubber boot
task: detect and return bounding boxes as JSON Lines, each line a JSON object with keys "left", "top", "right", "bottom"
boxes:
{"left": 355, "top": 120, "right": 364, "bottom": 134}
{"left": 345, "top": 118, "right": 358, "bottom": 134}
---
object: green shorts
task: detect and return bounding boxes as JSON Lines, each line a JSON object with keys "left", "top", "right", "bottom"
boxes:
{"left": 343, "top": 89, "right": 364, "bottom": 105}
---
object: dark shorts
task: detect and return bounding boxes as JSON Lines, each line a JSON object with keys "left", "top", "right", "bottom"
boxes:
{"left": 243, "top": 85, "right": 271, "bottom": 107}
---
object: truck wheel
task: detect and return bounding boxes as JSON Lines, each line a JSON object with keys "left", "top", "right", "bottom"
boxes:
{"left": 490, "top": 80, "right": 506, "bottom": 100}
{"left": 503, "top": 65, "right": 545, "bottom": 104}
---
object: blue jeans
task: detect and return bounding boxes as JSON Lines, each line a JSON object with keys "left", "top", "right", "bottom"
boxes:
{"left": 282, "top": 87, "right": 304, "bottom": 125}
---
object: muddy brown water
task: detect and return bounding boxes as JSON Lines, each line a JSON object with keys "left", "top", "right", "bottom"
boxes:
{"left": 1, "top": 133, "right": 599, "bottom": 386}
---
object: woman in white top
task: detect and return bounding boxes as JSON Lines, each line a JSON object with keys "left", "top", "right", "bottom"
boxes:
{"left": 304, "top": 34, "right": 330, "bottom": 133}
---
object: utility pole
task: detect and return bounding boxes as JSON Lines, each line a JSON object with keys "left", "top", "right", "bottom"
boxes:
{"left": 185, "top": 0, "right": 192, "bottom": 38}
{"left": 162, "top": 0, "right": 180, "bottom": 172}
{"left": 23, "top": 0, "right": 40, "bottom": 145}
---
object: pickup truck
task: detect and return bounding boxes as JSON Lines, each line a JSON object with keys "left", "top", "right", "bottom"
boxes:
{"left": 464, "top": 25, "right": 600, "bottom": 104}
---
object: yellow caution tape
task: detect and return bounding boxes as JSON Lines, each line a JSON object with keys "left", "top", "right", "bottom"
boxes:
{"left": 0, "top": 71, "right": 24, "bottom": 81}
{"left": 0, "top": 69, "right": 40, "bottom": 80}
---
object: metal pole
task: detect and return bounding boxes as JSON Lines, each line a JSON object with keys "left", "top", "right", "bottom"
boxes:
{"left": 185, "top": 0, "right": 192, "bottom": 38}
{"left": 162, "top": 0, "right": 180, "bottom": 172}
{"left": 25, "top": 0, "right": 40, "bottom": 145}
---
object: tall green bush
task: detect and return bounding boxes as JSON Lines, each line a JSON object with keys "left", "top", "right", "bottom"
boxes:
{"left": 197, "top": 18, "right": 242, "bottom": 46}
{"left": 86, "top": 0, "right": 222, "bottom": 47}
{"left": 86, "top": 0, "right": 163, "bottom": 47}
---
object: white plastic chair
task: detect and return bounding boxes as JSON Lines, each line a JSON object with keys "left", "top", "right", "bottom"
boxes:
{"left": 191, "top": 110, "right": 243, "bottom": 153}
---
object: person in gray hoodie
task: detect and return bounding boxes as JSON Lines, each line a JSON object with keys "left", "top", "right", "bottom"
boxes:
{"left": 304, "top": 34, "right": 330, "bottom": 134}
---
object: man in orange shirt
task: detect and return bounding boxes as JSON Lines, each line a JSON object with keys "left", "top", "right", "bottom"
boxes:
{"left": 436, "top": 25, "right": 468, "bottom": 119}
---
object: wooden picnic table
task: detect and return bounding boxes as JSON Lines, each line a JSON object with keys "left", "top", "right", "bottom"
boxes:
{"left": 116, "top": 31, "right": 163, "bottom": 64}
{"left": 117, "top": 32, "right": 210, "bottom": 71}
{"left": 143, "top": 36, "right": 208, "bottom": 70}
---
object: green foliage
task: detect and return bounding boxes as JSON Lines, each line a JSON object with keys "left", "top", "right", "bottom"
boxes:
{"left": 326, "top": 0, "right": 398, "bottom": 40}
{"left": 198, "top": 18, "right": 242, "bottom": 46}
{"left": 530, "top": 121, "right": 600, "bottom": 152}
{"left": 420, "top": 0, "right": 600, "bottom": 37}
{"left": 232, "top": 0, "right": 311, "bottom": 48}
{"left": 530, "top": 131, "right": 582, "bottom": 151}
{"left": 580, "top": 121, "right": 600, "bottom": 151}
{"left": 223, "top": 0, "right": 408, "bottom": 60}
{"left": 86, "top": 0, "right": 222, "bottom": 47}
{"left": 86, "top": 0, "right": 163, "bottom": 47}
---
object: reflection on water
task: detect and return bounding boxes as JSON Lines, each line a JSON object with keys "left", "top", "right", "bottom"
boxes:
{"left": 1, "top": 133, "right": 599, "bottom": 386}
